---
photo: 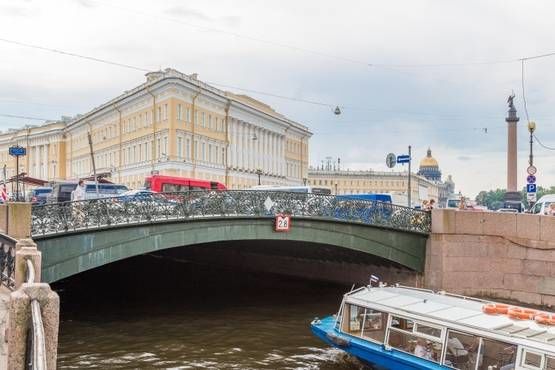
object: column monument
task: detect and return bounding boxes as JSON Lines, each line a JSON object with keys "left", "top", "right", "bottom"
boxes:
{"left": 504, "top": 93, "right": 521, "bottom": 205}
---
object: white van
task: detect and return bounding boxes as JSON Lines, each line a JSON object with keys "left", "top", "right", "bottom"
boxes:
{"left": 530, "top": 194, "right": 555, "bottom": 215}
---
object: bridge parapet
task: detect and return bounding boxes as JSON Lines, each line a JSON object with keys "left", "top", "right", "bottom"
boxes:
{"left": 31, "top": 191, "right": 431, "bottom": 237}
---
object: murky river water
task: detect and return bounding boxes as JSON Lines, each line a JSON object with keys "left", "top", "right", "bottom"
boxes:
{"left": 55, "top": 255, "right": 366, "bottom": 369}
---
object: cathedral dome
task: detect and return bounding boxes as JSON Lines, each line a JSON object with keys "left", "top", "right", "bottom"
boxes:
{"left": 417, "top": 148, "right": 442, "bottom": 182}
{"left": 419, "top": 148, "right": 439, "bottom": 168}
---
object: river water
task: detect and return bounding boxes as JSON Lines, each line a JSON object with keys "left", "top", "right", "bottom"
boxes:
{"left": 55, "top": 254, "right": 366, "bottom": 369}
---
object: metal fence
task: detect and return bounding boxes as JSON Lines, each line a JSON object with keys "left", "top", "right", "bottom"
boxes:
{"left": 31, "top": 191, "right": 431, "bottom": 236}
{"left": 0, "top": 234, "right": 16, "bottom": 290}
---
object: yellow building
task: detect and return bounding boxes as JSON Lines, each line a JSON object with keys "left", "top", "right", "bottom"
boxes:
{"left": 1, "top": 69, "right": 312, "bottom": 189}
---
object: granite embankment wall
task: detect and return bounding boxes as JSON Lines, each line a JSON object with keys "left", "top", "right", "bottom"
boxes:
{"left": 425, "top": 209, "right": 555, "bottom": 306}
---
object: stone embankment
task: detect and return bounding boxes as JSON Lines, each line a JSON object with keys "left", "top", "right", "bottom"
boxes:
{"left": 426, "top": 209, "right": 555, "bottom": 307}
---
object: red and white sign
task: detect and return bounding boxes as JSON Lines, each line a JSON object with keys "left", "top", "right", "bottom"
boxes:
{"left": 274, "top": 214, "right": 291, "bottom": 232}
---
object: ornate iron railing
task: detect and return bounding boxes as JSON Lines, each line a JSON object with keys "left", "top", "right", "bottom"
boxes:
{"left": 0, "top": 233, "right": 16, "bottom": 289}
{"left": 31, "top": 191, "right": 431, "bottom": 236}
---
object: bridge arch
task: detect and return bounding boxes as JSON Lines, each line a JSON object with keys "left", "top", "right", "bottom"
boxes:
{"left": 34, "top": 217, "right": 427, "bottom": 283}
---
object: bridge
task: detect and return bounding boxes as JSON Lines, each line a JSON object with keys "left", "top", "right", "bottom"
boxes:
{"left": 30, "top": 191, "right": 431, "bottom": 284}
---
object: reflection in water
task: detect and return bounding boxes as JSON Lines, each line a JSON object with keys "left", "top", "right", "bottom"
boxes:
{"left": 55, "top": 254, "right": 367, "bottom": 369}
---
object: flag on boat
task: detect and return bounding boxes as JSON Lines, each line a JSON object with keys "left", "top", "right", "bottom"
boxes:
{"left": 370, "top": 275, "right": 380, "bottom": 284}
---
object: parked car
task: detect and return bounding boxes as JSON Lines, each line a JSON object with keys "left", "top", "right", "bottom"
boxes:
{"left": 530, "top": 194, "right": 555, "bottom": 215}
{"left": 28, "top": 187, "right": 52, "bottom": 205}
{"left": 48, "top": 181, "right": 129, "bottom": 203}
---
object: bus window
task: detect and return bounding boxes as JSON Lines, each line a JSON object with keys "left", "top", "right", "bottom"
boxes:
{"left": 162, "top": 183, "right": 180, "bottom": 192}
{"left": 144, "top": 180, "right": 151, "bottom": 190}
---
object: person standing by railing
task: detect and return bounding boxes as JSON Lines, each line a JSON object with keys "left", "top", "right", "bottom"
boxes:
{"left": 71, "top": 180, "right": 86, "bottom": 226}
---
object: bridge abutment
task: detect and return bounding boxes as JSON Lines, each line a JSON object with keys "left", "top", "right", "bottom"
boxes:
{"left": 426, "top": 209, "right": 555, "bottom": 307}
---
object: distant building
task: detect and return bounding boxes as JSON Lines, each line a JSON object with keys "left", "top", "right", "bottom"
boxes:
{"left": 0, "top": 68, "right": 312, "bottom": 189}
{"left": 308, "top": 150, "right": 455, "bottom": 207}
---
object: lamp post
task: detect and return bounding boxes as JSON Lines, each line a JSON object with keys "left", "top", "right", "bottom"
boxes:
{"left": 528, "top": 121, "right": 536, "bottom": 167}
{"left": 256, "top": 169, "right": 262, "bottom": 185}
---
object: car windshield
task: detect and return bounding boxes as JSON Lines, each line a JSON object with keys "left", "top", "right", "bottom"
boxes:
{"left": 447, "top": 199, "right": 460, "bottom": 207}
{"left": 35, "top": 189, "right": 52, "bottom": 195}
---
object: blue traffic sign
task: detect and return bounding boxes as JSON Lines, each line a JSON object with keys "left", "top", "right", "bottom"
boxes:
{"left": 527, "top": 175, "right": 536, "bottom": 184}
{"left": 8, "top": 146, "right": 26, "bottom": 157}
{"left": 527, "top": 184, "right": 537, "bottom": 193}
{"left": 397, "top": 155, "right": 410, "bottom": 164}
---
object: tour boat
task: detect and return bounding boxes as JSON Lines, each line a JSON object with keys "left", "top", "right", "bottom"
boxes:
{"left": 311, "top": 284, "right": 555, "bottom": 370}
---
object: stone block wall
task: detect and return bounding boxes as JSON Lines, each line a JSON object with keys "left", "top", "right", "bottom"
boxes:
{"left": 426, "top": 209, "right": 555, "bottom": 306}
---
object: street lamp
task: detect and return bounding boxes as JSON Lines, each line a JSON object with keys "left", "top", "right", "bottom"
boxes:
{"left": 256, "top": 168, "right": 262, "bottom": 185}
{"left": 528, "top": 121, "right": 536, "bottom": 167}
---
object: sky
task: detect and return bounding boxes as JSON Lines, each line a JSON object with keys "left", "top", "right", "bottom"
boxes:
{"left": 0, "top": 0, "right": 554, "bottom": 197}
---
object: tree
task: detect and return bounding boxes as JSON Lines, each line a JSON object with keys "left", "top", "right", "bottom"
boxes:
{"left": 475, "top": 189, "right": 506, "bottom": 210}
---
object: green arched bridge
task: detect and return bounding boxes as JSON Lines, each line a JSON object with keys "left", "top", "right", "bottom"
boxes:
{"left": 31, "top": 191, "right": 431, "bottom": 283}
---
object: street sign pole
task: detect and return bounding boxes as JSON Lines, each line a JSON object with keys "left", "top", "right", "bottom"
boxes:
{"left": 15, "top": 155, "right": 19, "bottom": 201}
{"left": 408, "top": 145, "right": 412, "bottom": 208}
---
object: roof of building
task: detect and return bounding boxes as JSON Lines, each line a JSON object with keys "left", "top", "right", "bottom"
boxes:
{"left": 346, "top": 285, "right": 555, "bottom": 353}
{"left": 419, "top": 148, "right": 439, "bottom": 168}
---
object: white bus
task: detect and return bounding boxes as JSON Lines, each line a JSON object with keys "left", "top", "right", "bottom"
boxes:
{"left": 249, "top": 185, "right": 331, "bottom": 195}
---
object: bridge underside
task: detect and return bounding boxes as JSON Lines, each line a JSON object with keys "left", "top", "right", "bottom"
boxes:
{"left": 35, "top": 217, "right": 428, "bottom": 284}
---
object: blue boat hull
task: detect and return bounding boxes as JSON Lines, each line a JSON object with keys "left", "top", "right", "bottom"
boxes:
{"left": 311, "top": 316, "right": 447, "bottom": 370}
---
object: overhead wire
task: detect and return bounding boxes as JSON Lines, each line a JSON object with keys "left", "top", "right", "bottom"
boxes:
{"left": 0, "top": 113, "right": 54, "bottom": 121}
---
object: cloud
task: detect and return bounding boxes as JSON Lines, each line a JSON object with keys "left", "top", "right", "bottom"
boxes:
{"left": 165, "top": 6, "right": 212, "bottom": 22}
{"left": 74, "top": 0, "right": 96, "bottom": 8}
{"left": 0, "top": 5, "right": 37, "bottom": 17}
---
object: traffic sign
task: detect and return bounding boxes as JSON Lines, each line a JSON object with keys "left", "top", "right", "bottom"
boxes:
{"left": 527, "top": 184, "right": 537, "bottom": 193}
{"left": 8, "top": 146, "right": 26, "bottom": 157}
{"left": 527, "top": 175, "right": 536, "bottom": 184}
{"left": 274, "top": 214, "right": 291, "bottom": 232}
{"left": 527, "top": 165, "right": 537, "bottom": 175}
{"left": 397, "top": 155, "right": 410, "bottom": 164}
{"left": 386, "top": 153, "right": 396, "bottom": 168}
{"left": 527, "top": 193, "right": 537, "bottom": 202}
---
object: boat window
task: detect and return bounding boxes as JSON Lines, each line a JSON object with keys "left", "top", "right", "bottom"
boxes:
{"left": 443, "top": 330, "right": 479, "bottom": 370}
{"left": 521, "top": 349, "right": 543, "bottom": 369}
{"left": 387, "top": 329, "right": 442, "bottom": 364}
{"left": 361, "top": 308, "right": 387, "bottom": 344}
{"left": 477, "top": 338, "right": 516, "bottom": 370}
{"left": 340, "top": 304, "right": 365, "bottom": 337}
{"left": 415, "top": 323, "right": 442, "bottom": 339}
{"left": 389, "top": 316, "right": 415, "bottom": 332}
{"left": 546, "top": 356, "right": 555, "bottom": 370}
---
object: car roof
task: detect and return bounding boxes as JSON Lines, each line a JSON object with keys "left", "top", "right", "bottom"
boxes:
{"left": 537, "top": 194, "right": 555, "bottom": 202}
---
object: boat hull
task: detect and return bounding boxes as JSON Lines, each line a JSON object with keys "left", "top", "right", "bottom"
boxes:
{"left": 311, "top": 316, "right": 447, "bottom": 370}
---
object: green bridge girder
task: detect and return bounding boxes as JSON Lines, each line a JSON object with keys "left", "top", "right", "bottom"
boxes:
{"left": 34, "top": 217, "right": 428, "bottom": 283}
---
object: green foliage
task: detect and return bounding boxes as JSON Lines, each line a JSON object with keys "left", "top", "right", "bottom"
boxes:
{"left": 475, "top": 189, "right": 506, "bottom": 210}
{"left": 475, "top": 186, "right": 555, "bottom": 209}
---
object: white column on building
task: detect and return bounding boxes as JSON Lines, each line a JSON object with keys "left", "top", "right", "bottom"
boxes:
{"left": 238, "top": 121, "right": 244, "bottom": 169}
{"left": 266, "top": 133, "right": 271, "bottom": 174}
{"left": 44, "top": 144, "right": 49, "bottom": 179}
{"left": 270, "top": 133, "right": 275, "bottom": 175}
{"left": 278, "top": 135, "right": 283, "bottom": 177}
{"left": 34, "top": 145, "right": 39, "bottom": 177}
{"left": 281, "top": 135, "right": 286, "bottom": 177}
{"left": 248, "top": 124, "right": 254, "bottom": 171}
{"left": 233, "top": 120, "right": 238, "bottom": 168}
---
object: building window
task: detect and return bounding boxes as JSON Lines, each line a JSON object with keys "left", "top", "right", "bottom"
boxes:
{"left": 208, "top": 115, "right": 212, "bottom": 129}
{"left": 208, "top": 144, "right": 212, "bottom": 162}
{"left": 177, "top": 137, "right": 183, "bottom": 158}
{"left": 201, "top": 142, "right": 206, "bottom": 161}
{"left": 177, "top": 104, "right": 182, "bottom": 120}
{"left": 164, "top": 137, "right": 168, "bottom": 155}
{"left": 186, "top": 108, "right": 190, "bottom": 122}
{"left": 163, "top": 104, "right": 168, "bottom": 120}
{"left": 221, "top": 147, "right": 225, "bottom": 164}
{"left": 201, "top": 112, "right": 205, "bottom": 127}
{"left": 157, "top": 138, "right": 161, "bottom": 158}
{"left": 186, "top": 138, "right": 191, "bottom": 159}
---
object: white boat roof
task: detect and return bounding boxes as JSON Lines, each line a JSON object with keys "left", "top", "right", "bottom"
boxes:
{"left": 346, "top": 285, "right": 555, "bottom": 353}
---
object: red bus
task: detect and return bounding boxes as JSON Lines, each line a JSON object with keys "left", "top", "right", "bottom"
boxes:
{"left": 144, "top": 175, "right": 226, "bottom": 193}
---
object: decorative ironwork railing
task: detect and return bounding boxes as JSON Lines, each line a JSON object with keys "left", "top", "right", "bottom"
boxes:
{"left": 0, "top": 234, "right": 16, "bottom": 290}
{"left": 31, "top": 191, "right": 431, "bottom": 236}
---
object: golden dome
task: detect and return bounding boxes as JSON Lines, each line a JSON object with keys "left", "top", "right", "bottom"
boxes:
{"left": 419, "top": 148, "right": 439, "bottom": 168}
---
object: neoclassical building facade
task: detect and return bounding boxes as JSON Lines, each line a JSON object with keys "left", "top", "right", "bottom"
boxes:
{"left": 0, "top": 69, "right": 312, "bottom": 189}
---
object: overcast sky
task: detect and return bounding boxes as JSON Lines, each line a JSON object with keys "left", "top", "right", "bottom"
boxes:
{"left": 0, "top": 0, "right": 554, "bottom": 197}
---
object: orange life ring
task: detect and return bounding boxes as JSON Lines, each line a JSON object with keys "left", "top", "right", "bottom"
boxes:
{"left": 508, "top": 307, "right": 538, "bottom": 320}
{"left": 482, "top": 303, "right": 509, "bottom": 315}
{"left": 535, "top": 313, "right": 555, "bottom": 326}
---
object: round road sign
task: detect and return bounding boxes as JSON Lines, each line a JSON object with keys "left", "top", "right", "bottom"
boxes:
{"left": 527, "top": 165, "right": 537, "bottom": 175}
{"left": 386, "top": 153, "right": 396, "bottom": 168}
